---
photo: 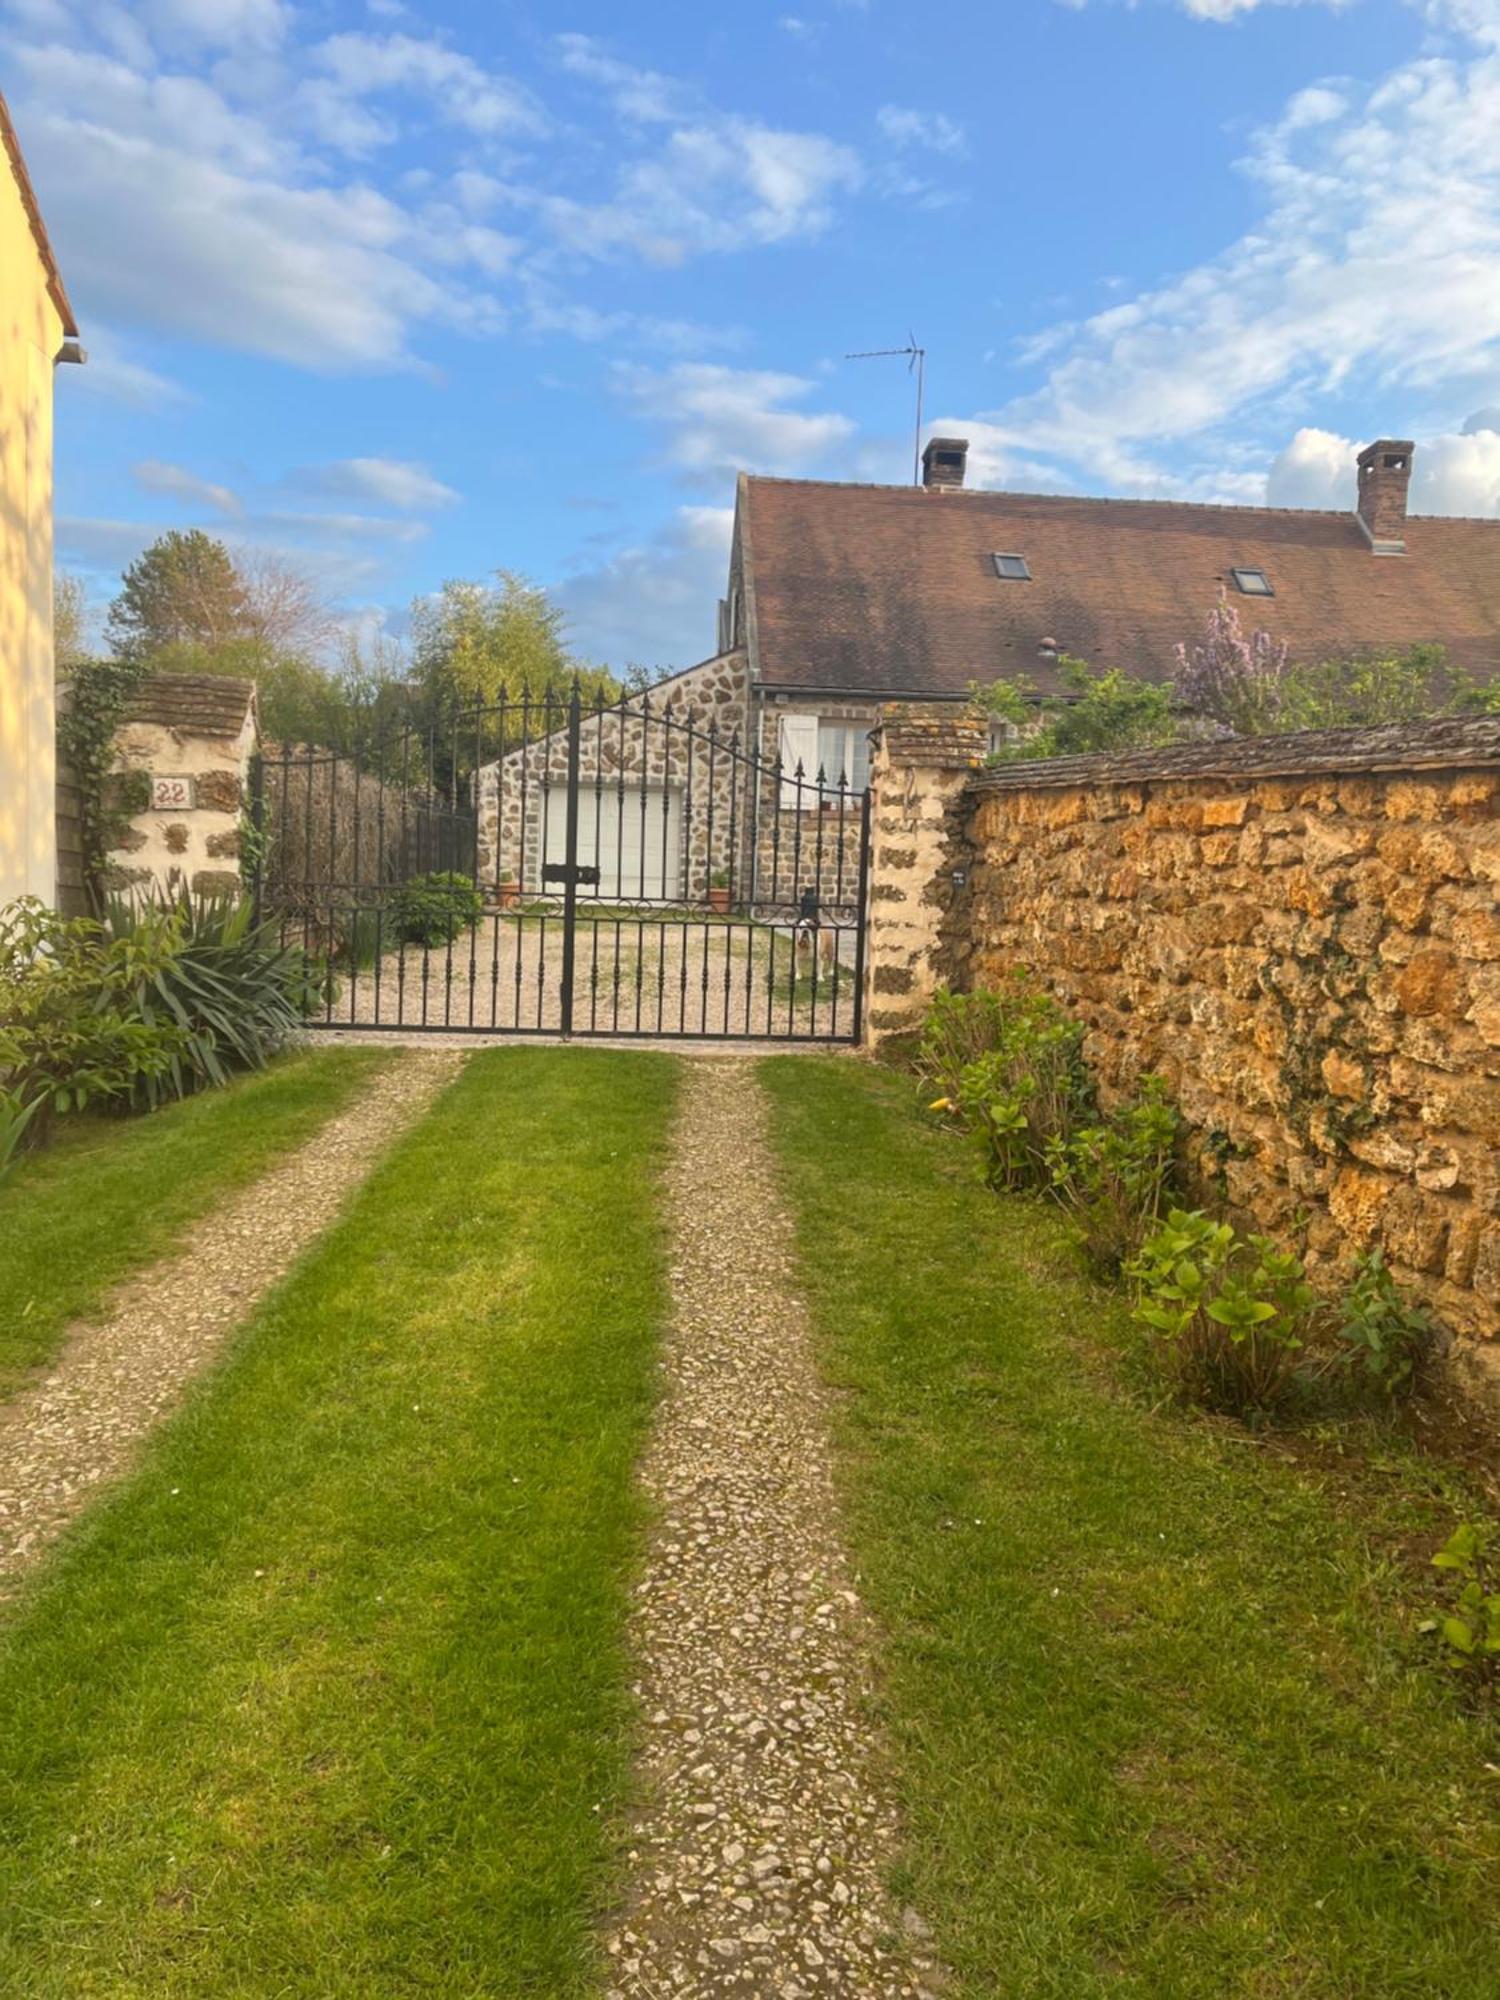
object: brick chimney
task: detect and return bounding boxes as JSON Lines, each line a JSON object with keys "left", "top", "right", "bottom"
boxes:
{"left": 1355, "top": 438, "right": 1414, "bottom": 554}
{"left": 921, "top": 436, "right": 968, "bottom": 490}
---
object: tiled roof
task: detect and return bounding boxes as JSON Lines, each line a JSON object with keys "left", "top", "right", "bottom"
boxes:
{"left": 738, "top": 476, "right": 1500, "bottom": 697}
{"left": 0, "top": 91, "right": 77, "bottom": 338}
{"left": 128, "top": 674, "right": 257, "bottom": 738}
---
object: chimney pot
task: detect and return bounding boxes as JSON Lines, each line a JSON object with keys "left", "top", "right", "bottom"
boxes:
{"left": 922, "top": 436, "right": 968, "bottom": 490}
{"left": 1355, "top": 437, "right": 1414, "bottom": 553}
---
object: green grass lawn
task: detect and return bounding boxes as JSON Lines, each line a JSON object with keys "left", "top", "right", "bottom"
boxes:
{"left": 0, "top": 1047, "right": 394, "bottom": 1400}
{"left": 0, "top": 1047, "right": 677, "bottom": 1998}
{"left": 762, "top": 1056, "right": 1497, "bottom": 2000}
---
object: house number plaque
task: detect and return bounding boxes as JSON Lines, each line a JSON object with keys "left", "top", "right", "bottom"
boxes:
{"left": 151, "top": 774, "right": 195, "bottom": 811}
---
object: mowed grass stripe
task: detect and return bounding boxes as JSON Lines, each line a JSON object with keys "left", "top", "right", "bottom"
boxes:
{"left": 761, "top": 1056, "right": 1496, "bottom": 2000}
{"left": 0, "top": 1046, "right": 394, "bottom": 1400}
{"left": 0, "top": 1047, "right": 678, "bottom": 1998}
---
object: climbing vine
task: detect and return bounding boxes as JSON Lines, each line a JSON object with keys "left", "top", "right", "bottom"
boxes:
{"left": 56, "top": 659, "right": 151, "bottom": 911}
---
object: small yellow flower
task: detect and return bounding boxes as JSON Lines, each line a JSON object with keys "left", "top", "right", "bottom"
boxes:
{"left": 928, "top": 1096, "right": 955, "bottom": 1113}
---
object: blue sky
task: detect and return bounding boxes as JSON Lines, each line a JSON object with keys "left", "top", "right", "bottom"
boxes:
{"left": 10, "top": 0, "right": 1500, "bottom": 670}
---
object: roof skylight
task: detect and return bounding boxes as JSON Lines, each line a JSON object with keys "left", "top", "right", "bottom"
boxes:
{"left": 1230, "top": 566, "right": 1274, "bottom": 597}
{"left": 992, "top": 552, "right": 1031, "bottom": 581}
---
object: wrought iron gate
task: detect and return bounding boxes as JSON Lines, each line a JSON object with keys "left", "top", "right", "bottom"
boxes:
{"left": 254, "top": 683, "right": 871, "bottom": 1042}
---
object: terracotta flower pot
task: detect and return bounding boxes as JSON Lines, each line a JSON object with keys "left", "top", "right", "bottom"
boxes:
{"left": 707, "top": 885, "right": 731, "bottom": 914}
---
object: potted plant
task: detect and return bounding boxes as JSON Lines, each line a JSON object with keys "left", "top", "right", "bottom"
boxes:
{"left": 707, "top": 868, "right": 732, "bottom": 915}
{"left": 497, "top": 873, "right": 520, "bottom": 911}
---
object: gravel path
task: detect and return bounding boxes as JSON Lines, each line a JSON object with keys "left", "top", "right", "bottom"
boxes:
{"left": 0, "top": 1052, "right": 459, "bottom": 1599}
{"left": 607, "top": 1059, "right": 940, "bottom": 1999}
{"left": 323, "top": 917, "right": 859, "bottom": 1041}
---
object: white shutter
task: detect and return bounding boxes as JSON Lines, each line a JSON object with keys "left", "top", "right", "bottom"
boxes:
{"left": 779, "top": 713, "right": 820, "bottom": 809}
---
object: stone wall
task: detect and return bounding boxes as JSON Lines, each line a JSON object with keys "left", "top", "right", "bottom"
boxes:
{"left": 863, "top": 702, "right": 987, "bottom": 1041}
{"left": 937, "top": 714, "right": 1500, "bottom": 1384}
{"left": 103, "top": 675, "right": 258, "bottom": 900}
{"left": 475, "top": 654, "right": 748, "bottom": 900}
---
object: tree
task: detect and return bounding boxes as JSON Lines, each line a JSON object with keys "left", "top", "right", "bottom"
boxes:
{"left": 53, "top": 572, "right": 89, "bottom": 674}
{"left": 105, "top": 530, "right": 252, "bottom": 662}
{"left": 408, "top": 571, "right": 617, "bottom": 715}
{"left": 1173, "top": 596, "right": 1289, "bottom": 736}
{"left": 236, "top": 550, "right": 336, "bottom": 659}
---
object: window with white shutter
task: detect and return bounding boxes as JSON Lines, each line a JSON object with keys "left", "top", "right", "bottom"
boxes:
{"left": 778, "top": 713, "right": 820, "bottom": 809}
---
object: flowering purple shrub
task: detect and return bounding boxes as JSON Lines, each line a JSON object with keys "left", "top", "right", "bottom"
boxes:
{"left": 1173, "top": 596, "right": 1290, "bottom": 736}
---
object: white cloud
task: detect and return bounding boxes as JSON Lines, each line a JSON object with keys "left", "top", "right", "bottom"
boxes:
{"left": 557, "top": 506, "right": 735, "bottom": 670}
{"left": 141, "top": 0, "right": 289, "bottom": 50}
{"left": 1267, "top": 419, "right": 1500, "bottom": 513}
{"left": 133, "top": 457, "right": 242, "bottom": 515}
{"left": 537, "top": 121, "right": 862, "bottom": 265}
{"left": 66, "top": 328, "right": 184, "bottom": 407}
{"left": 312, "top": 32, "right": 546, "bottom": 141}
{"left": 297, "top": 458, "right": 460, "bottom": 509}
{"left": 953, "top": 12, "right": 1500, "bottom": 495}
{"left": 619, "top": 363, "right": 857, "bottom": 481}
{"left": 555, "top": 34, "right": 688, "bottom": 123}
{"left": 876, "top": 105, "right": 967, "bottom": 154}
{"left": 6, "top": 13, "right": 859, "bottom": 374}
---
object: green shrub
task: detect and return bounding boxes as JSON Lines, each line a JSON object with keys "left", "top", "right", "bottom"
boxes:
{"left": 925, "top": 978, "right": 1092, "bottom": 1192}
{"left": 102, "top": 890, "right": 319, "bottom": 1102}
{"left": 388, "top": 871, "right": 484, "bottom": 947}
{"left": 1422, "top": 1524, "right": 1499, "bottom": 1685}
{"left": 917, "top": 986, "right": 1016, "bottom": 1100}
{"left": 1335, "top": 1248, "right": 1436, "bottom": 1401}
{"left": 1130, "top": 1208, "right": 1318, "bottom": 1416}
{"left": 0, "top": 898, "right": 190, "bottom": 1127}
{"left": 1045, "top": 1075, "right": 1181, "bottom": 1276}
{"left": 976, "top": 657, "right": 1179, "bottom": 763}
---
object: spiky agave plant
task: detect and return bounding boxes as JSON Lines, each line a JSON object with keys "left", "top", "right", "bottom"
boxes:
{"left": 103, "top": 887, "right": 321, "bottom": 1104}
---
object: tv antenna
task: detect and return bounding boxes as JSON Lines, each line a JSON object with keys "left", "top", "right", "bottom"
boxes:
{"left": 845, "top": 336, "right": 925, "bottom": 484}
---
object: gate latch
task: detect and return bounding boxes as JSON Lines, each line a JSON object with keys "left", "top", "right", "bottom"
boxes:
{"left": 542, "top": 862, "right": 601, "bottom": 887}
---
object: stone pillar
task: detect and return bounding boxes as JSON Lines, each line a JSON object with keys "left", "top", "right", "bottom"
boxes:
{"left": 863, "top": 701, "right": 986, "bottom": 1046}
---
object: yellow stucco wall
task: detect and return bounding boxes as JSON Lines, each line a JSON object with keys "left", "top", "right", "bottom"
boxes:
{"left": 0, "top": 146, "right": 65, "bottom": 908}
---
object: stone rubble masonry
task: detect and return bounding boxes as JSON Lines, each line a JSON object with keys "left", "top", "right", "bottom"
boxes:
{"left": 925, "top": 713, "right": 1500, "bottom": 1393}
{"left": 863, "top": 702, "right": 988, "bottom": 1042}
{"left": 475, "top": 654, "right": 749, "bottom": 899}
{"left": 102, "top": 675, "right": 258, "bottom": 901}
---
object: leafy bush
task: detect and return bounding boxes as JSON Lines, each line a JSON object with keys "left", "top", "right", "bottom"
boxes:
{"left": 0, "top": 898, "right": 191, "bottom": 1127}
{"left": 1277, "top": 645, "right": 1452, "bottom": 732}
{"left": 1045, "top": 1075, "right": 1181, "bottom": 1276}
{"left": 1130, "top": 1208, "right": 1318, "bottom": 1415}
{"left": 387, "top": 871, "right": 484, "bottom": 947}
{"left": 1335, "top": 1248, "right": 1436, "bottom": 1401}
{"left": 976, "top": 656, "right": 1179, "bottom": 763}
{"left": 102, "top": 890, "right": 319, "bottom": 1102}
{"left": 917, "top": 986, "right": 1016, "bottom": 1101}
{"left": 1422, "top": 1524, "right": 1499, "bottom": 1685}
{"left": 925, "top": 978, "right": 1092, "bottom": 1192}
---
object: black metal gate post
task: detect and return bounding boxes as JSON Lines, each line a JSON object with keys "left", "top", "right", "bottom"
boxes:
{"left": 248, "top": 749, "right": 265, "bottom": 928}
{"left": 850, "top": 782, "right": 872, "bottom": 1045}
{"left": 557, "top": 681, "right": 583, "bottom": 1038}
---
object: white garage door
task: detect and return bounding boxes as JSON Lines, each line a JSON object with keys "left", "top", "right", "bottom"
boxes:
{"left": 545, "top": 784, "right": 683, "bottom": 900}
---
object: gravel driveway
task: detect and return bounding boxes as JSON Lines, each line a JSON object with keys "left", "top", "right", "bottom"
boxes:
{"left": 606, "top": 1059, "right": 940, "bottom": 1998}
{"left": 0, "top": 1053, "right": 458, "bottom": 1599}
{"left": 317, "top": 914, "right": 861, "bottom": 1041}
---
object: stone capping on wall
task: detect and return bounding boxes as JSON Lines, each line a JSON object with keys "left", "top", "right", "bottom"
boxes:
{"left": 970, "top": 713, "right": 1500, "bottom": 795}
{"left": 127, "top": 673, "right": 258, "bottom": 739}
{"left": 876, "top": 699, "right": 989, "bottom": 769}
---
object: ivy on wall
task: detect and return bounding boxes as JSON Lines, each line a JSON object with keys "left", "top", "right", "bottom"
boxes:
{"left": 55, "top": 660, "right": 151, "bottom": 912}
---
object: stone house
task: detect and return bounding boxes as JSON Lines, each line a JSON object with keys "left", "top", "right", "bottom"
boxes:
{"left": 478, "top": 433, "right": 1500, "bottom": 904}
{"left": 0, "top": 90, "right": 83, "bottom": 910}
